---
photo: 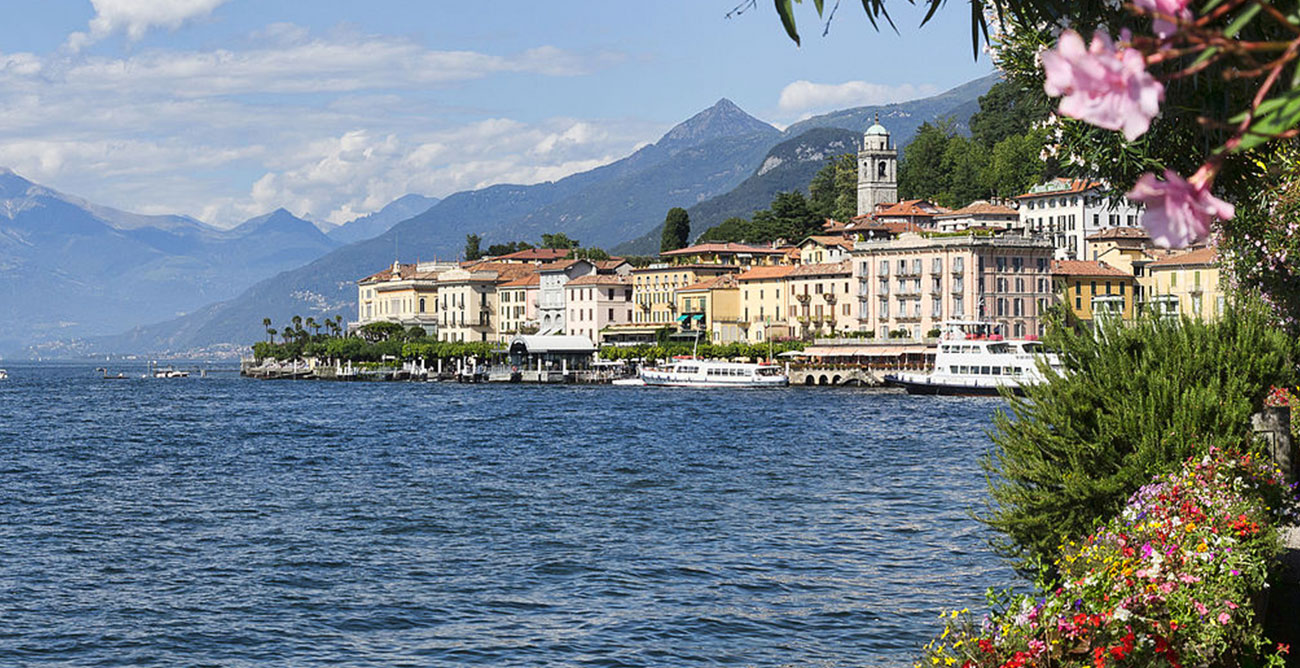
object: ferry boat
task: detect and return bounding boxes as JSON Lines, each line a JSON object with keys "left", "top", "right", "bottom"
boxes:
{"left": 639, "top": 358, "right": 789, "bottom": 388}
{"left": 884, "top": 321, "right": 1061, "bottom": 396}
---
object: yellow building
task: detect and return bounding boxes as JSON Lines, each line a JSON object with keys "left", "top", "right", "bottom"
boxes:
{"left": 798, "top": 236, "right": 854, "bottom": 265}
{"left": 355, "top": 260, "right": 457, "bottom": 335}
{"left": 786, "top": 260, "right": 856, "bottom": 338}
{"left": 659, "top": 242, "right": 791, "bottom": 267}
{"left": 738, "top": 265, "right": 794, "bottom": 342}
{"left": 675, "top": 274, "right": 743, "bottom": 344}
{"left": 629, "top": 263, "right": 738, "bottom": 327}
{"left": 436, "top": 262, "right": 535, "bottom": 342}
{"left": 1051, "top": 259, "right": 1138, "bottom": 322}
{"left": 1145, "top": 246, "right": 1223, "bottom": 320}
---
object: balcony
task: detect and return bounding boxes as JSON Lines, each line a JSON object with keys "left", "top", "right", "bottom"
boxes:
{"left": 795, "top": 293, "right": 812, "bottom": 303}
{"left": 821, "top": 293, "right": 836, "bottom": 304}
{"left": 896, "top": 312, "right": 922, "bottom": 322}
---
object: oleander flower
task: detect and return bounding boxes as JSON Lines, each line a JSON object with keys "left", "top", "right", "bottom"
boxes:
{"left": 1042, "top": 29, "right": 1164, "bottom": 141}
{"left": 1133, "top": 0, "right": 1193, "bottom": 38}
{"left": 1127, "top": 168, "right": 1234, "bottom": 248}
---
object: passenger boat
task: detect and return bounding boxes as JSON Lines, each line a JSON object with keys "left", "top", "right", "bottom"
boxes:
{"left": 639, "top": 358, "right": 789, "bottom": 388}
{"left": 884, "top": 321, "right": 1061, "bottom": 396}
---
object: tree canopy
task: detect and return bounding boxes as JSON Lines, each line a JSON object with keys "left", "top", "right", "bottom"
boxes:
{"left": 660, "top": 207, "right": 691, "bottom": 253}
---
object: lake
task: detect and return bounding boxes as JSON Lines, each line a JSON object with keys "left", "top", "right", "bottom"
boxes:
{"left": 0, "top": 363, "right": 1017, "bottom": 667}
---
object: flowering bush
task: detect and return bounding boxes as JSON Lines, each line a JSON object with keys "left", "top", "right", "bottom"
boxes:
{"left": 920, "top": 449, "right": 1297, "bottom": 668}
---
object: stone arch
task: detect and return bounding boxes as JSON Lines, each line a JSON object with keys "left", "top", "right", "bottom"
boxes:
{"left": 804, "top": 375, "right": 815, "bottom": 386}
{"left": 878, "top": 161, "right": 887, "bottom": 179}
{"left": 832, "top": 374, "right": 842, "bottom": 385}
{"left": 819, "top": 374, "right": 829, "bottom": 385}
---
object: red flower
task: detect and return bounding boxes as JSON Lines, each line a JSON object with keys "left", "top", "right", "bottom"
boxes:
{"left": 1094, "top": 646, "right": 1106, "bottom": 668}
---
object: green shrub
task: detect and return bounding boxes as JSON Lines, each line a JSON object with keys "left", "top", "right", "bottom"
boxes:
{"left": 981, "top": 299, "right": 1298, "bottom": 576}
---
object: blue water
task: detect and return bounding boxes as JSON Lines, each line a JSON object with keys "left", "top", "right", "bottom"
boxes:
{"left": 0, "top": 363, "right": 1017, "bottom": 667}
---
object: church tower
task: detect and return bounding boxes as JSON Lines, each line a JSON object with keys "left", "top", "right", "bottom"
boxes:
{"left": 856, "top": 114, "right": 898, "bottom": 216}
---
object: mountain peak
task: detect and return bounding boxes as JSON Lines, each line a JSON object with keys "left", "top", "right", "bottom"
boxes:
{"left": 655, "top": 97, "right": 778, "bottom": 155}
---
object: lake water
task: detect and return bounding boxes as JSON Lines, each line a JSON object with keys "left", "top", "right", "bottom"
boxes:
{"left": 0, "top": 363, "right": 1017, "bottom": 667}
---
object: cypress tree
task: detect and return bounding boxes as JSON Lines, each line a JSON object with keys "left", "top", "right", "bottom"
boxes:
{"left": 661, "top": 207, "right": 690, "bottom": 253}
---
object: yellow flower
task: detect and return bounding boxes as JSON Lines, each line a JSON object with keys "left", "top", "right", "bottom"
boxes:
{"left": 945, "top": 658, "right": 956, "bottom": 666}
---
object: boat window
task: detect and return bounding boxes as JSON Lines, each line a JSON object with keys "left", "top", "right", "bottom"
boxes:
{"left": 1005, "top": 366, "right": 1015, "bottom": 375}
{"left": 991, "top": 366, "right": 1001, "bottom": 375}
{"left": 959, "top": 366, "right": 969, "bottom": 374}
{"left": 707, "top": 368, "right": 718, "bottom": 375}
{"left": 744, "top": 369, "right": 753, "bottom": 376}
{"left": 981, "top": 366, "right": 991, "bottom": 374}
{"left": 681, "top": 366, "right": 697, "bottom": 374}
{"left": 988, "top": 343, "right": 1009, "bottom": 354}
{"left": 950, "top": 366, "right": 958, "bottom": 373}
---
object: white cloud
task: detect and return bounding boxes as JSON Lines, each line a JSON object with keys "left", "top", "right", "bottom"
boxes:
{"left": 777, "top": 80, "right": 940, "bottom": 118}
{"left": 67, "top": 0, "right": 231, "bottom": 51}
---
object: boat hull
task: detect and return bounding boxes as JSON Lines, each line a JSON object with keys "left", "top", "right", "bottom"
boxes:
{"left": 883, "top": 374, "right": 1023, "bottom": 397}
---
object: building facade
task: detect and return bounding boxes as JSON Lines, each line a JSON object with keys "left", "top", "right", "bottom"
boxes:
{"left": 675, "top": 274, "right": 743, "bottom": 344}
{"left": 853, "top": 233, "right": 1056, "bottom": 340}
{"left": 630, "top": 263, "right": 739, "bottom": 327}
{"left": 564, "top": 274, "right": 633, "bottom": 345}
{"left": 1016, "top": 178, "right": 1144, "bottom": 260}
{"left": 355, "top": 260, "right": 456, "bottom": 335}
{"left": 537, "top": 259, "right": 595, "bottom": 335}
{"left": 497, "top": 273, "right": 540, "bottom": 340}
{"left": 1145, "top": 247, "right": 1223, "bottom": 320}
{"left": 1052, "top": 260, "right": 1138, "bottom": 323}
{"left": 738, "top": 265, "right": 794, "bottom": 343}
{"left": 786, "top": 260, "right": 855, "bottom": 338}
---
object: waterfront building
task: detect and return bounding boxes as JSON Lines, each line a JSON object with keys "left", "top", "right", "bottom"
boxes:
{"left": 856, "top": 116, "right": 899, "bottom": 216}
{"left": 1016, "top": 178, "right": 1144, "bottom": 260}
{"left": 487, "top": 247, "right": 570, "bottom": 263}
{"left": 853, "top": 233, "right": 1056, "bottom": 340}
{"left": 506, "top": 334, "right": 596, "bottom": 374}
{"left": 629, "top": 263, "right": 740, "bottom": 326}
{"left": 436, "top": 262, "right": 534, "bottom": 342}
{"left": 786, "top": 260, "right": 855, "bottom": 338}
{"left": 798, "top": 235, "right": 855, "bottom": 264}
{"left": 537, "top": 259, "right": 596, "bottom": 335}
{"left": 659, "top": 242, "right": 791, "bottom": 267}
{"left": 1051, "top": 260, "right": 1138, "bottom": 323}
{"left": 933, "top": 201, "right": 1020, "bottom": 232}
{"left": 564, "top": 273, "right": 633, "bottom": 345}
{"left": 497, "top": 273, "right": 540, "bottom": 340}
{"left": 675, "top": 274, "right": 743, "bottom": 344}
{"left": 1145, "top": 246, "right": 1223, "bottom": 320}
{"left": 738, "top": 265, "right": 794, "bottom": 343}
{"left": 355, "top": 260, "right": 458, "bottom": 335}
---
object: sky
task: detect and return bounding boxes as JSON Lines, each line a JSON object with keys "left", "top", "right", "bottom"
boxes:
{"left": 0, "top": 0, "right": 995, "bottom": 228}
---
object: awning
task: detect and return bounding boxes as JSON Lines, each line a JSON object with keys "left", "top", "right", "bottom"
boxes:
{"left": 675, "top": 314, "right": 690, "bottom": 323}
{"left": 692, "top": 314, "right": 704, "bottom": 322}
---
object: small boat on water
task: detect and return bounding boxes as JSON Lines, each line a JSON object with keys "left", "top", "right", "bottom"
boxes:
{"left": 95, "top": 367, "right": 129, "bottom": 380}
{"left": 0, "top": 368, "right": 7, "bottom": 380}
{"left": 884, "top": 321, "right": 1062, "bottom": 396}
{"left": 146, "top": 362, "right": 190, "bottom": 379}
{"left": 639, "top": 358, "right": 789, "bottom": 388}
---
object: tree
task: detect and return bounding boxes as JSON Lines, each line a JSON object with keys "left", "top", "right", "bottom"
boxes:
{"left": 486, "top": 240, "right": 534, "bottom": 257}
{"left": 262, "top": 317, "right": 273, "bottom": 343}
{"left": 968, "top": 81, "right": 1047, "bottom": 149}
{"left": 660, "top": 207, "right": 691, "bottom": 252}
{"left": 763, "top": 190, "right": 821, "bottom": 241}
{"left": 540, "top": 232, "right": 579, "bottom": 249}
{"left": 897, "top": 120, "right": 956, "bottom": 201}
{"left": 986, "top": 130, "right": 1049, "bottom": 198}
{"left": 938, "top": 136, "right": 990, "bottom": 207}
{"left": 808, "top": 154, "right": 857, "bottom": 222}
{"left": 697, "top": 216, "right": 751, "bottom": 243}
{"left": 566, "top": 247, "right": 611, "bottom": 261}
{"left": 464, "top": 233, "right": 482, "bottom": 261}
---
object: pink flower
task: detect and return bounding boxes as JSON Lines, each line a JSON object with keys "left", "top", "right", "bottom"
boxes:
{"left": 1042, "top": 29, "right": 1164, "bottom": 141}
{"left": 1194, "top": 600, "right": 1208, "bottom": 616}
{"left": 1218, "top": 612, "right": 1232, "bottom": 624}
{"left": 1126, "top": 168, "right": 1234, "bottom": 248}
{"left": 1134, "top": 0, "right": 1193, "bottom": 39}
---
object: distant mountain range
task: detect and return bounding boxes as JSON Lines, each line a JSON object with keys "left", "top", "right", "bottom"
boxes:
{"left": 15, "top": 72, "right": 999, "bottom": 357}
{"left": 327, "top": 194, "right": 440, "bottom": 244}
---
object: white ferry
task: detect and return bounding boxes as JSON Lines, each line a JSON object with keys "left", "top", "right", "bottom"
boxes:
{"left": 884, "top": 321, "right": 1061, "bottom": 396}
{"left": 640, "top": 358, "right": 789, "bottom": 388}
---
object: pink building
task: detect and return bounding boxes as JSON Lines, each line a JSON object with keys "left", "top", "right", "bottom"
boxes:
{"left": 564, "top": 274, "right": 634, "bottom": 345}
{"left": 852, "top": 233, "right": 1056, "bottom": 340}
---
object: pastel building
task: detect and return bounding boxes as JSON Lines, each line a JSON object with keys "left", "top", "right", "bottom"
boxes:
{"left": 659, "top": 242, "right": 791, "bottom": 267}
{"left": 436, "top": 262, "right": 534, "bottom": 342}
{"left": 355, "top": 260, "right": 457, "bottom": 335}
{"left": 537, "top": 259, "right": 595, "bottom": 335}
{"left": 629, "top": 263, "right": 739, "bottom": 327}
{"left": 853, "top": 233, "right": 1056, "bottom": 340}
{"left": 1016, "top": 178, "right": 1144, "bottom": 260}
{"left": 497, "top": 273, "right": 540, "bottom": 339}
{"left": 675, "top": 274, "right": 743, "bottom": 344}
{"left": 564, "top": 274, "right": 633, "bottom": 345}
{"left": 798, "top": 236, "right": 855, "bottom": 264}
{"left": 786, "top": 260, "right": 855, "bottom": 338}
{"left": 933, "top": 201, "right": 1020, "bottom": 232}
{"left": 1051, "top": 260, "right": 1138, "bottom": 323}
{"left": 738, "top": 265, "right": 794, "bottom": 343}
{"left": 1145, "top": 246, "right": 1224, "bottom": 320}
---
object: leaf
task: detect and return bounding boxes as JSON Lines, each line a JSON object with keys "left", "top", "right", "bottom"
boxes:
{"left": 1224, "top": 2, "right": 1262, "bottom": 39}
{"left": 776, "top": 0, "right": 800, "bottom": 46}
{"left": 1238, "top": 88, "right": 1300, "bottom": 153}
{"left": 813, "top": 0, "right": 824, "bottom": 15}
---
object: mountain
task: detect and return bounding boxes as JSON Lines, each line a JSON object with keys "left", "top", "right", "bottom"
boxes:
{"left": 0, "top": 170, "right": 339, "bottom": 354}
{"left": 327, "top": 194, "right": 440, "bottom": 244}
{"left": 79, "top": 79, "right": 994, "bottom": 356}
{"left": 613, "top": 127, "right": 861, "bottom": 255}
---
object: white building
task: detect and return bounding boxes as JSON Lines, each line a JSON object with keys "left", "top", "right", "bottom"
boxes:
{"left": 856, "top": 116, "right": 899, "bottom": 216}
{"left": 537, "top": 259, "right": 595, "bottom": 335}
{"left": 1015, "top": 178, "right": 1144, "bottom": 260}
{"left": 933, "top": 201, "right": 1020, "bottom": 232}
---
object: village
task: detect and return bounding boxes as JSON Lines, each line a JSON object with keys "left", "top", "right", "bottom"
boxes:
{"left": 311, "top": 120, "right": 1219, "bottom": 384}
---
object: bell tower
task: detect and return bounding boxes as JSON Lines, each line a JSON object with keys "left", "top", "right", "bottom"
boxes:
{"left": 856, "top": 114, "right": 898, "bottom": 216}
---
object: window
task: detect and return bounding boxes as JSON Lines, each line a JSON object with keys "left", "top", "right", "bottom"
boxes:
{"left": 932, "top": 258, "right": 943, "bottom": 274}
{"left": 419, "top": 297, "right": 426, "bottom": 312}
{"left": 880, "top": 259, "right": 889, "bottom": 275}
{"left": 1090, "top": 280, "right": 1096, "bottom": 295}
{"left": 1012, "top": 257, "right": 1023, "bottom": 272}
{"left": 953, "top": 296, "right": 964, "bottom": 316}
{"left": 1120, "top": 283, "right": 1126, "bottom": 295}
{"left": 608, "top": 308, "right": 613, "bottom": 320}
{"left": 997, "top": 257, "right": 1007, "bottom": 271}
{"left": 997, "top": 299, "right": 1006, "bottom": 316}
{"left": 1015, "top": 278, "right": 1024, "bottom": 292}
{"left": 954, "top": 257, "right": 965, "bottom": 273}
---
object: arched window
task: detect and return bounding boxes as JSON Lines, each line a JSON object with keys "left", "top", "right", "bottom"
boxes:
{"left": 878, "top": 161, "right": 887, "bottom": 178}
{"left": 419, "top": 297, "right": 426, "bottom": 313}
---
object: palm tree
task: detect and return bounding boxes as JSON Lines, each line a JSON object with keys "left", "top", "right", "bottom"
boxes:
{"left": 266, "top": 328, "right": 277, "bottom": 344}
{"left": 305, "top": 317, "right": 319, "bottom": 339}
{"left": 282, "top": 326, "right": 295, "bottom": 343}
{"left": 263, "top": 317, "right": 273, "bottom": 342}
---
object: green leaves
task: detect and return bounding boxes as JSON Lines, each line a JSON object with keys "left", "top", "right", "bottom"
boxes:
{"left": 1232, "top": 88, "right": 1300, "bottom": 153}
{"left": 776, "top": 0, "right": 801, "bottom": 46}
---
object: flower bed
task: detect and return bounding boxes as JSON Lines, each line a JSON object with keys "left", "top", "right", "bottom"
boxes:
{"left": 918, "top": 449, "right": 1297, "bottom": 668}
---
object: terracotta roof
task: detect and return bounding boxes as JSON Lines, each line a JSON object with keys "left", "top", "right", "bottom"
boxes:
{"left": 1148, "top": 246, "right": 1217, "bottom": 268}
{"left": 358, "top": 262, "right": 448, "bottom": 284}
{"left": 498, "top": 273, "right": 540, "bottom": 288}
{"left": 630, "top": 263, "right": 740, "bottom": 274}
{"left": 659, "top": 242, "right": 787, "bottom": 257}
{"left": 789, "top": 260, "right": 851, "bottom": 278}
{"left": 874, "top": 199, "right": 946, "bottom": 218}
{"left": 677, "top": 274, "right": 739, "bottom": 292}
{"left": 803, "top": 235, "right": 855, "bottom": 249}
{"left": 1085, "top": 227, "right": 1149, "bottom": 241}
{"left": 488, "top": 247, "right": 570, "bottom": 262}
{"left": 567, "top": 274, "right": 630, "bottom": 286}
{"left": 822, "top": 218, "right": 847, "bottom": 232}
{"left": 593, "top": 259, "right": 629, "bottom": 271}
{"left": 935, "top": 201, "right": 1019, "bottom": 218}
{"left": 738, "top": 265, "right": 796, "bottom": 281}
{"left": 1051, "top": 260, "right": 1133, "bottom": 278}
{"left": 1017, "top": 178, "right": 1104, "bottom": 199}
{"left": 538, "top": 259, "right": 588, "bottom": 272}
